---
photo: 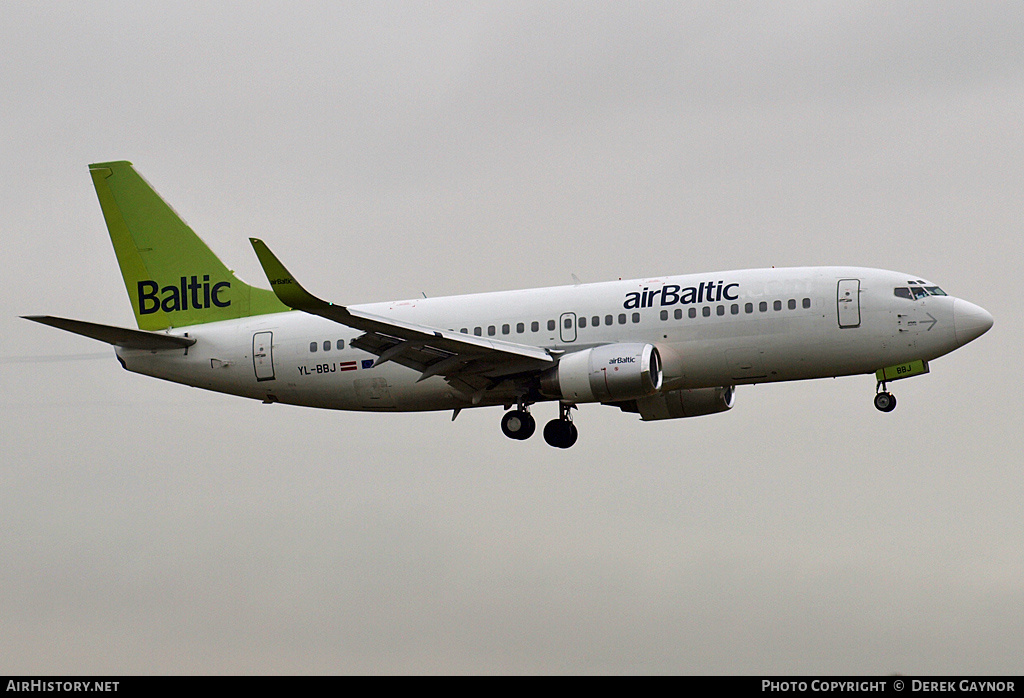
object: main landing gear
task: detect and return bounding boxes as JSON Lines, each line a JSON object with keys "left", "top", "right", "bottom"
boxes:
{"left": 543, "top": 403, "right": 578, "bottom": 449}
{"left": 500, "top": 401, "right": 578, "bottom": 448}
{"left": 500, "top": 407, "right": 536, "bottom": 440}
{"left": 874, "top": 382, "right": 897, "bottom": 413}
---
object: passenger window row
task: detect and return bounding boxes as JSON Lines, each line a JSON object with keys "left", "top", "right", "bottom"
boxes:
{"left": 450, "top": 298, "right": 814, "bottom": 338}
{"left": 309, "top": 339, "right": 345, "bottom": 353}
{"left": 658, "top": 297, "right": 812, "bottom": 320}
{"left": 308, "top": 297, "right": 813, "bottom": 353}
{"left": 455, "top": 313, "right": 645, "bottom": 338}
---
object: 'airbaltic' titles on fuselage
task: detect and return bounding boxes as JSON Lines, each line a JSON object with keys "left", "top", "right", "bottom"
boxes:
{"left": 624, "top": 281, "right": 739, "bottom": 309}
{"left": 137, "top": 276, "right": 231, "bottom": 314}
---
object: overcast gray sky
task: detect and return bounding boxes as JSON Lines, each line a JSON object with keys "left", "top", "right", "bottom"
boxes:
{"left": 2, "top": 1, "right": 1022, "bottom": 674}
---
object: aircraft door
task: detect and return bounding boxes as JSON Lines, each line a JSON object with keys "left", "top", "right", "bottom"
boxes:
{"left": 559, "top": 312, "right": 577, "bottom": 343}
{"left": 837, "top": 279, "right": 861, "bottom": 328}
{"left": 253, "top": 331, "right": 275, "bottom": 381}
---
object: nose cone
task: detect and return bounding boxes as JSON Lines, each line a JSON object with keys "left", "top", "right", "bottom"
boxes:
{"left": 953, "top": 299, "right": 994, "bottom": 346}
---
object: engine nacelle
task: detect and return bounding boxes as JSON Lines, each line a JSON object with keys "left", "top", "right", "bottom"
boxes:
{"left": 540, "top": 343, "right": 662, "bottom": 403}
{"left": 618, "top": 386, "right": 735, "bottom": 421}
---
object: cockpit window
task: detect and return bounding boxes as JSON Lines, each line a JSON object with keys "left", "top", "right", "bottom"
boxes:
{"left": 895, "top": 285, "right": 947, "bottom": 300}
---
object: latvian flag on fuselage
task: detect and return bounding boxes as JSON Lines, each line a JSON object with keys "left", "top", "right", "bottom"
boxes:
{"left": 339, "top": 361, "right": 358, "bottom": 372}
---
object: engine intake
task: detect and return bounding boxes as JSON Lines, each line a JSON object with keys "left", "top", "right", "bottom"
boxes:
{"left": 616, "top": 386, "right": 735, "bottom": 421}
{"left": 540, "top": 343, "right": 662, "bottom": 403}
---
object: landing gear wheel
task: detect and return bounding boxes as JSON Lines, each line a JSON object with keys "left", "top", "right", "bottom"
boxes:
{"left": 501, "top": 410, "right": 536, "bottom": 440}
{"left": 543, "top": 419, "right": 578, "bottom": 449}
{"left": 873, "top": 391, "right": 897, "bottom": 412}
{"left": 565, "top": 422, "right": 578, "bottom": 448}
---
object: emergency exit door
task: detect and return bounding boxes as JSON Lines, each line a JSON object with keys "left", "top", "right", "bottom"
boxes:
{"left": 559, "top": 312, "right": 577, "bottom": 343}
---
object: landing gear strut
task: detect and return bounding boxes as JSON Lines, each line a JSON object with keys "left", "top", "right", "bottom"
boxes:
{"left": 501, "top": 397, "right": 536, "bottom": 440}
{"left": 874, "top": 382, "right": 897, "bottom": 412}
{"left": 543, "top": 402, "right": 578, "bottom": 449}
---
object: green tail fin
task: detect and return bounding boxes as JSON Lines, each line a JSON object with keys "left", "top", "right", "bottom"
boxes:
{"left": 89, "top": 161, "right": 288, "bottom": 330}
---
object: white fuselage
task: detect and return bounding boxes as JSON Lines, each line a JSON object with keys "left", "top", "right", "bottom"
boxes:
{"left": 114, "top": 266, "right": 979, "bottom": 412}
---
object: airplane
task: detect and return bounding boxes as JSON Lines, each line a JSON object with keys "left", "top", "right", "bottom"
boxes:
{"left": 24, "top": 161, "right": 993, "bottom": 448}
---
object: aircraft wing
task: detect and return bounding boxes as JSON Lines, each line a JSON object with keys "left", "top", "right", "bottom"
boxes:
{"left": 22, "top": 316, "right": 196, "bottom": 351}
{"left": 250, "top": 239, "right": 555, "bottom": 396}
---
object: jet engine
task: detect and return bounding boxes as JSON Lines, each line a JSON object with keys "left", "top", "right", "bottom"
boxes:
{"left": 614, "top": 386, "right": 735, "bottom": 421}
{"left": 540, "top": 343, "right": 662, "bottom": 403}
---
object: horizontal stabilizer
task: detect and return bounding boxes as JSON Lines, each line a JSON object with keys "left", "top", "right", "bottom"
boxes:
{"left": 22, "top": 316, "right": 196, "bottom": 351}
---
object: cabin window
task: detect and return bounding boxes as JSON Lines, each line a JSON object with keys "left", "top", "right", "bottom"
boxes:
{"left": 803, "top": 298, "right": 811, "bottom": 309}
{"left": 579, "top": 317, "right": 587, "bottom": 328}
{"left": 502, "top": 324, "right": 510, "bottom": 335}
{"left": 660, "top": 310, "right": 668, "bottom": 321}
{"left": 716, "top": 305, "right": 725, "bottom": 316}
{"left": 731, "top": 304, "right": 739, "bottom": 315}
{"left": 702, "top": 306, "right": 711, "bottom": 317}
{"left": 759, "top": 301, "right": 768, "bottom": 312}
{"left": 564, "top": 318, "right": 572, "bottom": 329}
{"left": 605, "top": 315, "right": 613, "bottom": 326}
{"left": 517, "top": 322, "right": 524, "bottom": 333}
{"left": 788, "top": 299, "right": 796, "bottom": 310}
{"left": 309, "top": 342, "right": 317, "bottom": 353}
{"left": 618, "top": 314, "right": 627, "bottom": 325}
{"left": 674, "top": 309, "right": 683, "bottom": 320}
{"left": 745, "top": 303, "right": 753, "bottom": 313}
{"left": 487, "top": 325, "right": 496, "bottom": 336}
{"left": 336, "top": 340, "right": 344, "bottom": 350}
{"left": 631, "top": 312, "right": 640, "bottom": 323}
{"left": 548, "top": 320, "right": 556, "bottom": 331}
{"left": 474, "top": 327, "right": 482, "bottom": 336}
{"left": 592, "top": 316, "right": 600, "bottom": 327}
{"left": 323, "top": 341, "right": 331, "bottom": 351}
{"left": 460, "top": 328, "right": 468, "bottom": 334}
{"left": 689, "top": 308, "right": 697, "bottom": 319}
{"left": 531, "top": 321, "right": 539, "bottom": 332}
{"left": 773, "top": 300, "right": 782, "bottom": 311}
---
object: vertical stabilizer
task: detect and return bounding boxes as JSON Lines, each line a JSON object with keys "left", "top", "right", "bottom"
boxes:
{"left": 89, "top": 161, "right": 288, "bottom": 330}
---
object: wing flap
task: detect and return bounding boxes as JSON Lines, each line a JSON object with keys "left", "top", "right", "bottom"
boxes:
{"left": 349, "top": 332, "right": 456, "bottom": 373}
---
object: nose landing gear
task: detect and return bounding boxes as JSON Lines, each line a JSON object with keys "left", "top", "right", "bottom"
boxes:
{"left": 874, "top": 382, "right": 897, "bottom": 412}
{"left": 873, "top": 361, "right": 930, "bottom": 412}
